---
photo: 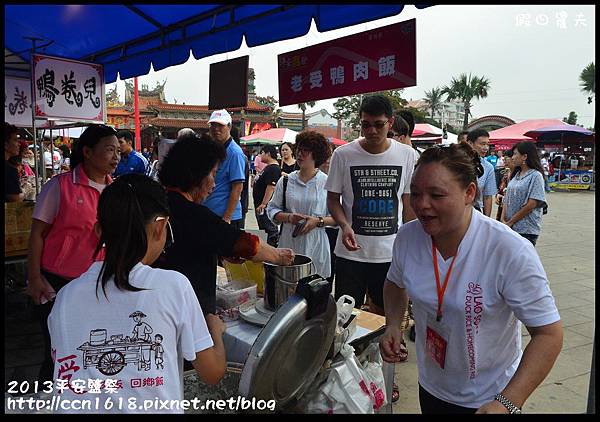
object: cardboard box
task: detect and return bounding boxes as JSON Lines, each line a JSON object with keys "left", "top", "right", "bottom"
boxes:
{"left": 4, "top": 201, "right": 34, "bottom": 253}
{"left": 5, "top": 232, "right": 30, "bottom": 254}
{"left": 354, "top": 309, "right": 386, "bottom": 331}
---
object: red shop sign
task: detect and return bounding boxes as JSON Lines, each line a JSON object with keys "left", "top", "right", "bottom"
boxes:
{"left": 278, "top": 19, "right": 416, "bottom": 107}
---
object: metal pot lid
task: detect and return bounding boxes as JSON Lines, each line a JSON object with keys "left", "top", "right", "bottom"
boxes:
{"left": 238, "top": 276, "right": 336, "bottom": 408}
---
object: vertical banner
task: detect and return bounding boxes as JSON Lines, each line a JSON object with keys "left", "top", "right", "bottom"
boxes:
{"left": 244, "top": 120, "right": 251, "bottom": 137}
{"left": 32, "top": 54, "right": 106, "bottom": 122}
{"left": 278, "top": 19, "right": 416, "bottom": 106}
{"left": 5, "top": 77, "right": 32, "bottom": 127}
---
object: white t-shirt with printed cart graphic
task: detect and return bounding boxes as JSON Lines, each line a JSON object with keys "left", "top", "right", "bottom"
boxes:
{"left": 386, "top": 209, "right": 560, "bottom": 409}
{"left": 48, "top": 262, "right": 213, "bottom": 413}
{"left": 324, "top": 138, "right": 416, "bottom": 263}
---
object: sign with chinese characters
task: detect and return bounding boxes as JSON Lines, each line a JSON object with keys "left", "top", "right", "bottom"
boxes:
{"left": 32, "top": 54, "right": 106, "bottom": 123}
{"left": 5, "top": 77, "right": 32, "bottom": 127}
{"left": 278, "top": 19, "right": 416, "bottom": 106}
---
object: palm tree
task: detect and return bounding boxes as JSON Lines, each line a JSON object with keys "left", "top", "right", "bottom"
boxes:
{"left": 298, "top": 101, "right": 316, "bottom": 130}
{"left": 442, "top": 73, "right": 491, "bottom": 129}
{"left": 423, "top": 87, "right": 444, "bottom": 119}
{"left": 579, "top": 62, "right": 595, "bottom": 132}
{"left": 579, "top": 62, "right": 595, "bottom": 104}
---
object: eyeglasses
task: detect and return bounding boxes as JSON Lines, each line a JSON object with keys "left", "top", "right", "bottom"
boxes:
{"left": 155, "top": 216, "right": 174, "bottom": 251}
{"left": 361, "top": 120, "right": 390, "bottom": 130}
{"left": 387, "top": 132, "right": 399, "bottom": 139}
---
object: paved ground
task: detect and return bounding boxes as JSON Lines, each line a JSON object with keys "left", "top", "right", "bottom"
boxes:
{"left": 4, "top": 189, "right": 595, "bottom": 413}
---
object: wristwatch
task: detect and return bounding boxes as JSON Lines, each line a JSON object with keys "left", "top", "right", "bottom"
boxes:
{"left": 494, "top": 393, "right": 522, "bottom": 414}
{"left": 317, "top": 217, "right": 325, "bottom": 228}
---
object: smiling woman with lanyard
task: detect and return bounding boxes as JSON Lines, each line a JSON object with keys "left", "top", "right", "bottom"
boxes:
{"left": 380, "top": 143, "right": 563, "bottom": 414}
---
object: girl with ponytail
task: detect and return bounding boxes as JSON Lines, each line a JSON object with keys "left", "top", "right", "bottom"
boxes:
{"left": 48, "top": 174, "right": 225, "bottom": 413}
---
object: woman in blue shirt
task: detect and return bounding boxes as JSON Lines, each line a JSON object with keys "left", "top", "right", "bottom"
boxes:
{"left": 501, "top": 141, "right": 547, "bottom": 246}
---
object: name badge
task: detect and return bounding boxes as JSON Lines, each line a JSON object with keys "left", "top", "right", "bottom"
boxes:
{"left": 425, "top": 313, "right": 451, "bottom": 369}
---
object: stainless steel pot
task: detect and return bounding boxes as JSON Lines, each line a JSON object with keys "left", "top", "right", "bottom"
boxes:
{"left": 263, "top": 254, "right": 315, "bottom": 311}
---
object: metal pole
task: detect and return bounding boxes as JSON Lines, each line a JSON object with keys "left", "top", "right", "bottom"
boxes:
{"left": 27, "top": 37, "right": 42, "bottom": 195}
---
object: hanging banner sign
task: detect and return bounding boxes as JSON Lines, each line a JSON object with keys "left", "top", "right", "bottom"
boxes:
{"left": 5, "top": 77, "right": 33, "bottom": 127}
{"left": 32, "top": 54, "right": 106, "bottom": 123}
{"left": 278, "top": 18, "right": 416, "bottom": 107}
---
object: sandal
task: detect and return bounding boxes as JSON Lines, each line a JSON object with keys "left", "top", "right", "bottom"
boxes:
{"left": 392, "top": 382, "right": 400, "bottom": 403}
{"left": 398, "top": 339, "right": 408, "bottom": 362}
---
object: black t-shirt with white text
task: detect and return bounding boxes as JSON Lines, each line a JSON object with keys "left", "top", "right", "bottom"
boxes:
{"left": 252, "top": 163, "right": 281, "bottom": 207}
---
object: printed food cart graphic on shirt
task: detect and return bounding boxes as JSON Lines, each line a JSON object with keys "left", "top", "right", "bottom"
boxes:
{"left": 77, "top": 311, "right": 165, "bottom": 376}
{"left": 350, "top": 165, "right": 402, "bottom": 236}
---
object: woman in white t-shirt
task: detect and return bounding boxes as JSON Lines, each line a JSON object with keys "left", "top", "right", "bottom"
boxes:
{"left": 380, "top": 143, "right": 563, "bottom": 414}
{"left": 48, "top": 174, "right": 226, "bottom": 413}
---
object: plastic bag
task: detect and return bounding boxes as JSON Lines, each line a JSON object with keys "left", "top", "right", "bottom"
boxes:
{"left": 300, "top": 343, "right": 386, "bottom": 413}
{"left": 358, "top": 343, "right": 387, "bottom": 410}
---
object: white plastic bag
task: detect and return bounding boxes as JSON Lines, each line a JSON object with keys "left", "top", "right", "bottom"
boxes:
{"left": 301, "top": 344, "right": 378, "bottom": 413}
{"left": 358, "top": 343, "right": 387, "bottom": 410}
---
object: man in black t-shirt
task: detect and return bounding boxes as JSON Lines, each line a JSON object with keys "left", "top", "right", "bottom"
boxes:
{"left": 5, "top": 123, "right": 23, "bottom": 202}
{"left": 253, "top": 145, "right": 281, "bottom": 247}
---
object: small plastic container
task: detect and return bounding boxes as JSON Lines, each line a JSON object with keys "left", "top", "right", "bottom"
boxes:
{"left": 216, "top": 279, "right": 257, "bottom": 312}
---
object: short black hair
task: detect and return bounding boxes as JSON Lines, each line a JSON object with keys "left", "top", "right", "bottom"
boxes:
{"left": 260, "top": 144, "right": 278, "bottom": 160}
{"left": 359, "top": 94, "right": 393, "bottom": 119}
{"left": 466, "top": 128, "right": 489, "bottom": 144}
{"left": 116, "top": 130, "right": 133, "bottom": 143}
{"left": 398, "top": 110, "right": 415, "bottom": 136}
{"left": 158, "top": 132, "right": 226, "bottom": 192}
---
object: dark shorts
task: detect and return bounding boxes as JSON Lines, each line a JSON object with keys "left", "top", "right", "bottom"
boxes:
{"left": 334, "top": 257, "right": 390, "bottom": 309}
{"left": 519, "top": 233, "right": 539, "bottom": 246}
{"left": 419, "top": 384, "right": 477, "bottom": 414}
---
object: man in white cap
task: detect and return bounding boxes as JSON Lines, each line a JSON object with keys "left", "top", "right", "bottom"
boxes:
{"left": 203, "top": 109, "right": 246, "bottom": 229}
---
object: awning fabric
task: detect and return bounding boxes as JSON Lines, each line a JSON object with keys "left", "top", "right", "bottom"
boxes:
{"left": 488, "top": 119, "right": 566, "bottom": 144}
{"left": 5, "top": 5, "right": 431, "bottom": 84}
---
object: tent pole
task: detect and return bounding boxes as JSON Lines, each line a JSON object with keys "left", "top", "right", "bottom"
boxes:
{"left": 27, "top": 37, "right": 42, "bottom": 195}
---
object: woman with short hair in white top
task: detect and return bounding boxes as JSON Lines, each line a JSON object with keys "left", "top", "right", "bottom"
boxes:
{"left": 380, "top": 142, "right": 563, "bottom": 414}
{"left": 267, "top": 131, "right": 336, "bottom": 282}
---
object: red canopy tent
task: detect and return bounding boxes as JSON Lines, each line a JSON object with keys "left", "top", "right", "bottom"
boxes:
{"left": 488, "top": 119, "right": 566, "bottom": 149}
{"left": 327, "top": 137, "right": 347, "bottom": 146}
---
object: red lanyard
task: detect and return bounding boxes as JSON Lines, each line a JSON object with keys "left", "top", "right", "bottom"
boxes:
{"left": 432, "top": 240, "right": 458, "bottom": 322}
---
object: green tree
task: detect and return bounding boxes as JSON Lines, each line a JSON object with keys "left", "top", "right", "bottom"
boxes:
{"left": 579, "top": 62, "right": 595, "bottom": 132}
{"left": 579, "top": 62, "right": 595, "bottom": 104}
{"left": 563, "top": 111, "right": 578, "bottom": 125}
{"left": 298, "top": 101, "right": 316, "bottom": 130}
{"left": 333, "top": 90, "right": 408, "bottom": 134}
{"left": 442, "top": 73, "right": 491, "bottom": 129}
{"left": 423, "top": 87, "right": 444, "bottom": 119}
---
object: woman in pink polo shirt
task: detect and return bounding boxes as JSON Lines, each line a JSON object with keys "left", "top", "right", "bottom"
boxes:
{"left": 26, "top": 124, "right": 120, "bottom": 382}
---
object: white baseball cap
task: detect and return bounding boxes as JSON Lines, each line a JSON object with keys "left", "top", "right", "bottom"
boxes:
{"left": 208, "top": 109, "right": 232, "bottom": 126}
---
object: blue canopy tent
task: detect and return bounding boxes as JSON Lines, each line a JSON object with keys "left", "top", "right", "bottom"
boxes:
{"left": 5, "top": 4, "right": 431, "bottom": 82}
{"left": 6, "top": 4, "right": 431, "bottom": 194}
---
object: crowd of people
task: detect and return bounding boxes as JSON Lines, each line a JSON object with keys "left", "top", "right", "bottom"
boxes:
{"left": 3, "top": 93, "right": 563, "bottom": 414}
